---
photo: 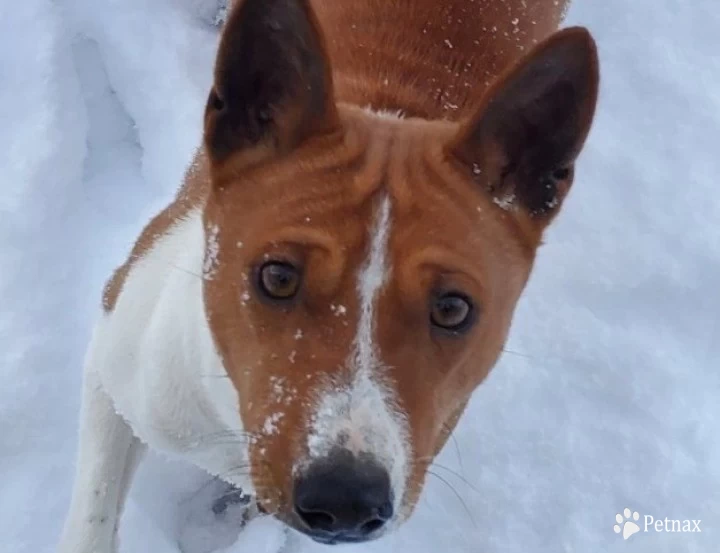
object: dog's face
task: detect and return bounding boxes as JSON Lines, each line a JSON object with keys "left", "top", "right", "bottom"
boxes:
{"left": 201, "top": 0, "right": 598, "bottom": 545}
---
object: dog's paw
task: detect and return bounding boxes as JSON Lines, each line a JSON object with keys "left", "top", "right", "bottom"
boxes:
{"left": 177, "top": 479, "right": 259, "bottom": 553}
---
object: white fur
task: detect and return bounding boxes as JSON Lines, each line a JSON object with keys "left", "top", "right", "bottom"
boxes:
{"left": 58, "top": 368, "right": 146, "bottom": 553}
{"left": 355, "top": 197, "right": 392, "bottom": 375}
{"left": 305, "top": 197, "right": 411, "bottom": 517}
{"left": 59, "top": 211, "right": 248, "bottom": 553}
{"left": 364, "top": 106, "right": 406, "bottom": 120}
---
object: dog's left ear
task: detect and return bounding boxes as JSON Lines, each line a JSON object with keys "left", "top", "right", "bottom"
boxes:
{"left": 450, "top": 27, "right": 599, "bottom": 223}
{"left": 204, "top": 0, "right": 338, "bottom": 163}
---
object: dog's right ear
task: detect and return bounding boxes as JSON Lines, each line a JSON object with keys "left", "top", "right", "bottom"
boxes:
{"left": 204, "top": 0, "right": 338, "bottom": 164}
{"left": 449, "top": 27, "right": 599, "bottom": 224}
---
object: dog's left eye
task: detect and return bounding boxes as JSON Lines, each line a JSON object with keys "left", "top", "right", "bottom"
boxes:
{"left": 258, "top": 262, "right": 301, "bottom": 300}
{"left": 431, "top": 293, "right": 474, "bottom": 333}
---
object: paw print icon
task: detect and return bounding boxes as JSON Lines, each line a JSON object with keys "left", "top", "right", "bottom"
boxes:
{"left": 614, "top": 508, "right": 641, "bottom": 540}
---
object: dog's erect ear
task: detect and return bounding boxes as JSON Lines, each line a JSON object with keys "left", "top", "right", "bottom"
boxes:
{"left": 450, "top": 27, "right": 599, "bottom": 220}
{"left": 204, "top": 0, "right": 338, "bottom": 162}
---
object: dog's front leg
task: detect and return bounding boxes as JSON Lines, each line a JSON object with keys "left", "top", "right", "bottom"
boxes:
{"left": 59, "top": 368, "right": 145, "bottom": 553}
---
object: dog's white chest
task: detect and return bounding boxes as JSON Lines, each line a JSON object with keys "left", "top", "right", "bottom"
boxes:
{"left": 88, "top": 211, "right": 251, "bottom": 488}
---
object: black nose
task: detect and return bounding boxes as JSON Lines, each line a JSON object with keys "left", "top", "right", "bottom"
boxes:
{"left": 293, "top": 450, "right": 394, "bottom": 543}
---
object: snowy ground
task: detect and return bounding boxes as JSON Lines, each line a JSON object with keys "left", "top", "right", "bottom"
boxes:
{"left": 1, "top": 0, "right": 718, "bottom": 552}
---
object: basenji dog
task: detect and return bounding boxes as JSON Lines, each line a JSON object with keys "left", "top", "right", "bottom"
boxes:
{"left": 59, "top": 0, "right": 599, "bottom": 550}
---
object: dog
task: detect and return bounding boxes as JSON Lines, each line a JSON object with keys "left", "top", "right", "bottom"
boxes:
{"left": 59, "top": 0, "right": 598, "bottom": 550}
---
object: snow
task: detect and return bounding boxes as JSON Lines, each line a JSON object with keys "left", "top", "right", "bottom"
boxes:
{"left": 492, "top": 193, "right": 516, "bottom": 211}
{"left": 1, "top": 0, "right": 718, "bottom": 552}
{"left": 330, "top": 304, "right": 348, "bottom": 317}
{"left": 262, "top": 413, "right": 285, "bottom": 437}
{"left": 204, "top": 225, "right": 220, "bottom": 280}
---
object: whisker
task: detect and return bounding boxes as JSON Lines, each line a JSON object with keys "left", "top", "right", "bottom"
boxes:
{"left": 220, "top": 465, "right": 253, "bottom": 480}
{"left": 218, "top": 458, "right": 275, "bottom": 482}
{"left": 440, "top": 422, "right": 466, "bottom": 478}
{"left": 185, "top": 439, "right": 253, "bottom": 450}
{"left": 196, "top": 430, "right": 255, "bottom": 442}
{"left": 450, "top": 432, "right": 465, "bottom": 477}
{"left": 165, "top": 262, "right": 205, "bottom": 280}
{"left": 501, "top": 347, "right": 535, "bottom": 360}
{"left": 129, "top": 253, "right": 206, "bottom": 281}
{"left": 502, "top": 345, "right": 598, "bottom": 368}
{"left": 175, "top": 429, "right": 256, "bottom": 453}
{"left": 427, "top": 470, "right": 477, "bottom": 528}
{"left": 430, "top": 463, "right": 480, "bottom": 495}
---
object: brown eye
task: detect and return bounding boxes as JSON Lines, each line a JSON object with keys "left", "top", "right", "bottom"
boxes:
{"left": 431, "top": 293, "right": 474, "bottom": 333}
{"left": 258, "top": 262, "right": 301, "bottom": 300}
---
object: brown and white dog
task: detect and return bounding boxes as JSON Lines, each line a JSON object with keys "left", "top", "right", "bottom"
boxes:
{"left": 59, "top": 0, "right": 598, "bottom": 550}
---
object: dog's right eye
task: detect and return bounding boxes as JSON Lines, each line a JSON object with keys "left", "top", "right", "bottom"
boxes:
{"left": 430, "top": 293, "right": 475, "bottom": 334}
{"left": 257, "top": 262, "right": 301, "bottom": 300}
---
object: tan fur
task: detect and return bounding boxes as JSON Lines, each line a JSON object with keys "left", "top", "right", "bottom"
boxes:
{"left": 314, "top": 0, "right": 569, "bottom": 118}
{"left": 102, "top": 0, "right": 598, "bottom": 528}
{"left": 104, "top": 0, "right": 570, "bottom": 310}
{"left": 200, "top": 107, "right": 536, "bottom": 516}
{"left": 105, "top": 0, "right": 570, "bottom": 310}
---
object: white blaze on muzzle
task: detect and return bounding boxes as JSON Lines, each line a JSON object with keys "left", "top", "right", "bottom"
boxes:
{"left": 305, "top": 197, "right": 411, "bottom": 512}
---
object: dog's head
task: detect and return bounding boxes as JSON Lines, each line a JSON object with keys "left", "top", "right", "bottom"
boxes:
{"left": 200, "top": 0, "right": 598, "bottom": 544}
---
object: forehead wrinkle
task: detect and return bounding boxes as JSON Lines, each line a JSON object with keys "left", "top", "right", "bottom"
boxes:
{"left": 281, "top": 125, "right": 391, "bottom": 220}
{"left": 401, "top": 246, "right": 487, "bottom": 288}
{"left": 386, "top": 133, "right": 539, "bottom": 263}
{"left": 419, "top": 147, "right": 487, "bottom": 221}
{"left": 376, "top": 123, "right": 458, "bottom": 222}
{"left": 346, "top": 126, "right": 394, "bottom": 204}
{"left": 219, "top": 125, "right": 370, "bottom": 206}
